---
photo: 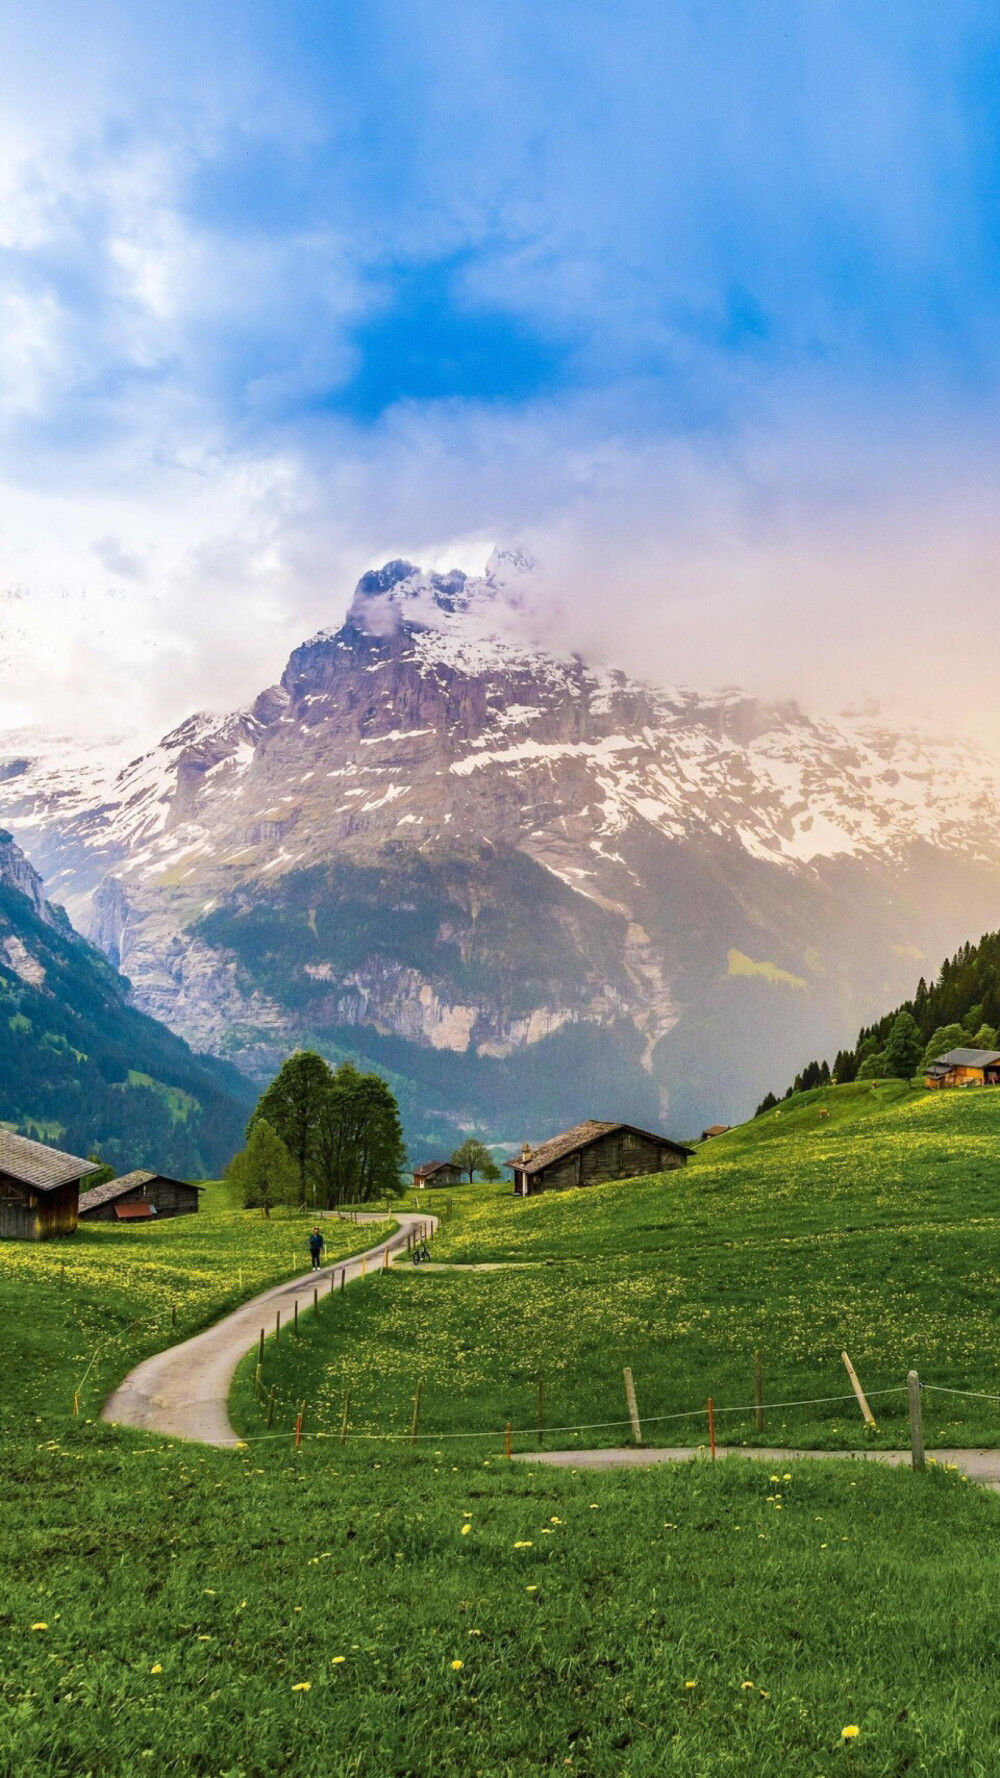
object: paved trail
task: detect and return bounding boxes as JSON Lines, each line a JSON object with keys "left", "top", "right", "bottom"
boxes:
{"left": 514, "top": 1443, "right": 1000, "bottom": 1488}
{"left": 103, "top": 1212, "right": 436, "bottom": 1447}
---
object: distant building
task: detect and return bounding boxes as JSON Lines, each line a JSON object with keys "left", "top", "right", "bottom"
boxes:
{"left": 506, "top": 1121, "right": 693, "bottom": 1197}
{"left": 924, "top": 1048, "right": 1000, "bottom": 1090}
{"left": 701, "top": 1124, "right": 730, "bottom": 1140}
{"left": 78, "top": 1170, "right": 203, "bottom": 1222}
{"left": 412, "top": 1161, "right": 464, "bottom": 1189}
{"left": 0, "top": 1129, "right": 98, "bottom": 1240}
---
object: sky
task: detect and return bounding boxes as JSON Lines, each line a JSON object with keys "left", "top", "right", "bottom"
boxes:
{"left": 2, "top": 1, "right": 1000, "bottom": 745}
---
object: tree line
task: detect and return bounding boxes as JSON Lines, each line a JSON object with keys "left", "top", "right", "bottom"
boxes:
{"left": 755, "top": 929, "right": 1000, "bottom": 1115}
{"left": 226, "top": 1051, "right": 406, "bottom": 1213}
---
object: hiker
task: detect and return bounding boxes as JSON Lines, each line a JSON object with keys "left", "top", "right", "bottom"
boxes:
{"left": 308, "top": 1226, "right": 324, "bottom": 1270}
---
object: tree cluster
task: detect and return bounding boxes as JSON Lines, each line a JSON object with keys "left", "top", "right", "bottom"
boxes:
{"left": 755, "top": 927, "right": 1000, "bottom": 1114}
{"left": 226, "top": 1050, "right": 406, "bottom": 1213}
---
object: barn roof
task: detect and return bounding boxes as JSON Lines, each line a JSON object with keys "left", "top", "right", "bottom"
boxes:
{"left": 0, "top": 1128, "right": 99, "bottom": 1192}
{"left": 413, "top": 1161, "right": 459, "bottom": 1177}
{"left": 506, "top": 1120, "right": 693, "bottom": 1176}
{"left": 936, "top": 1048, "right": 1000, "bottom": 1068}
{"left": 702, "top": 1124, "right": 731, "bottom": 1137}
{"left": 78, "top": 1170, "right": 202, "bottom": 1214}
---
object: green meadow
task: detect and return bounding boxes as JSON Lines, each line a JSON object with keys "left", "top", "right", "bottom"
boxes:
{"left": 5, "top": 1086, "right": 1000, "bottom": 1772}
{"left": 235, "top": 1084, "right": 1000, "bottom": 1452}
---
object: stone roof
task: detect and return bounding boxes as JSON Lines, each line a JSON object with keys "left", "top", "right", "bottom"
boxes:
{"left": 506, "top": 1120, "right": 693, "bottom": 1176}
{"left": 0, "top": 1128, "right": 99, "bottom": 1193}
{"left": 78, "top": 1170, "right": 202, "bottom": 1214}
{"left": 937, "top": 1048, "right": 1000, "bottom": 1068}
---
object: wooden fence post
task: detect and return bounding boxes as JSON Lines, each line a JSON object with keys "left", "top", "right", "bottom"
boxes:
{"left": 908, "top": 1369, "right": 925, "bottom": 1472}
{"left": 505, "top": 1421, "right": 512, "bottom": 1460}
{"left": 266, "top": 1385, "right": 276, "bottom": 1428}
{"left": 410, "top": 1378, "right": 423, "bottom": 1447}
{"left": 313, "top": 1286, "right": 318, "bottom": 1313}
{"left": 841, "top": 1350, "right": 876, "bottom": 1427}
{"left": 254, "top": 1363, "right": 263, "bottom": 1401}
{"left": 340, "top": 1389, "right": 351, "bottom": 1444}
{"left": 340, "top": 1268, "right": 345, "bottom": 1292}
{"left": 754, "top": 1349, "right": 764, "bottom": 1433}
{"left": 361, "top": 1254, "right": 366, "bottom": 1279}
{"left": 294, "top": 1299, "right": 299, "bottom": 1336}
{"left": 383, "top": 1245, "right": 390, "bottom": 1270}
{"left": 258, "top": 1328, "right": 265, "bottom": 1369}
{"left": 295, "top": 1401, "right": 305, "bottom": 1449}
{"left": 623, "top": 1367, "right": 642, "bottom": 1446}
{"left": 171, "top": 1304, "right": 177, "bottom": 1328}
{"left": 707, "top": 1397, "right": 716, "bottom": 1460}
{"left": 537, "top": 1378, "right": 545, "bottom": 1449}
{"left": 275, "top": 1309, "right": 281, "bottom": 1345}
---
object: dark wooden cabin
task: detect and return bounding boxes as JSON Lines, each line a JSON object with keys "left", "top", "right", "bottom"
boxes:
{"left": 78, "top": 1170, "right": 203, "bottom": 1223}
{"left": 506, "top": 1120, "right": 693, "bottom": 1197}
{"left": 0, "top": 1129, "right": 98, "bottom": 1240}
{"left": 412, "top": 1161, "right": 464, "bottom": 1188}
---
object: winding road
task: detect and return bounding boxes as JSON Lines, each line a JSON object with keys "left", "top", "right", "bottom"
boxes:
{"left": 103, "top": 1211, "right": 436, "bottom": 1447}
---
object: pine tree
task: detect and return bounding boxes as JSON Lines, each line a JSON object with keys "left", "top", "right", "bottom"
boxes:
{"left": 882, "top": 1011, "right": 923, "bottom": 1081}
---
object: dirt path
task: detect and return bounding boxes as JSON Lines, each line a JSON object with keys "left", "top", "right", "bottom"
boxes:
{"left": 514, "top": 1444, "right": 1000, "bottom": 1488}
{"left": 103, "top": 1212, "right": 436, "bottom": 1447}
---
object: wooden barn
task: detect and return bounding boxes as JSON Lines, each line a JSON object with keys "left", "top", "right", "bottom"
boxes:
{"left": 924, "top": 1047, "right": 1000, "bottom": 1089}
{"left": 412, "top": 1161, "right": 464, "bottom": 1189}
{"left": 506, "top": 1121, "right": 693, "bottom": 1197}
{"left": 0, "top": 1129, "right": 98, "bottom": 1240}
{"left": 78, "top": 1170, "right": 203, "bottom": 1223}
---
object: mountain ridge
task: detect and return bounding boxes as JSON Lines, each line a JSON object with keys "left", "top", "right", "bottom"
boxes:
{"left": 5, "top": 551, "right": 1000, "bottom": 1142}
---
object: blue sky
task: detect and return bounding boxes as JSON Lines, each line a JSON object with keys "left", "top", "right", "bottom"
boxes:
{"left": 2, "top": 1, "right": 1000, "bottom": 737}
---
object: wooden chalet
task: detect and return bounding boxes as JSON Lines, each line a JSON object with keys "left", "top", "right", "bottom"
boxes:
{"left": 77, "top": 1170, "right": 203, "bottom": 1223}
{"left": 0, "top": 1129, "right": 99, "bottom": 1241}
{"left": 923, "top": 1047, "right": 1000, "bottom": 1090}
{"left": 701, "top": 1124, "right": 731, "bottom": 1140}
{"left": 506, "top": 1120, "right": 693, "bottom": 1197}
{"left": 412, "top": 1161, "right": 464, "bottom": 1189}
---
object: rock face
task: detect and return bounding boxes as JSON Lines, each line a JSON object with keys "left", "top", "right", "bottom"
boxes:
{"left": 6, "top": 547, "right": 1000, "bottom": 1143}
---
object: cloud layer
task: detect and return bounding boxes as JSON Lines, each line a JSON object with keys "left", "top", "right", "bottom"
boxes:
{"left": 2, "top": 2, "right": 1000, "bottom": 743}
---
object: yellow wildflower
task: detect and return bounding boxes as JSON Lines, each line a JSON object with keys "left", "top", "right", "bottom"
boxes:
{"left": 842, "top": 1725, "right": 859, "bottom": 1740}
{"left": 331, "top": 1656, "right": 346, "bottom": 1664}
{"left": 30, "top": 1623, "right": 48, "bottom": 1632}
{"left": 450, "top": 1659, "right": 464, "bottom": 1671}
{"left": 513, "top": 1540, "right": 533, "bottom": 1549}
{"left": 291, "top": 1681, "right": 311, "bottom": 1692}
{"left": 461, "top": 1524, "right": 472, "bottom": 1536}
{"left": 150, "top": 1663, "right": 163, "bottom": 1675}
{"left": 741, "top": 1680, "right": 755, "bottom": 1690}
{"left": 684, "top": 1680, "right": 697, "bottom": 1690}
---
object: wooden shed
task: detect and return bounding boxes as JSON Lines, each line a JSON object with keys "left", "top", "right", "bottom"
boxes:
{"left": 506, "top": 1120, "right": 693, "bottom": 1197}
{"left": 0, "top": 1129, "right": 98, "bottom": 1240}
{"left": 78, "top": 1170, "right": 203, "bottom": 1223}
{"left": 923, "top": 1047, "right": 1000, "bottom": 1089}
{"left": 412, "top": 1161, "right": 464, "bottom": 1189}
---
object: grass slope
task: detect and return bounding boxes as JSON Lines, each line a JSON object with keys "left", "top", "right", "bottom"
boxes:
{"left": 6, "top": 1093, "right": 1000, "bottom": 1771}
{"left": 233, "top": 1084, "right": 1000, "bottom": 1451}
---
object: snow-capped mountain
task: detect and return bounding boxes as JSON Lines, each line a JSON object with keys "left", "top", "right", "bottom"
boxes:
{"left": 5, "top": 547, "right": 1000, "bottom": 1141}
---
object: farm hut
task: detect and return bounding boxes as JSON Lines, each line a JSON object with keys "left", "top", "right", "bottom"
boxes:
{"left": 0, "top": 1129, "right": 98, "bottom": 1240}
{"left": 701, "top": 1124, "right": 730, "bottom": 1140}
{"left": 77, "top": 1170, "right": 203, "bottom": 1222}
{"left": 923, "top": 1047, "right": 1000, "bottom": 1090}
{"left": 412, "top": 1161, "right": 464, "bottom": 1189}
{"left": 506, "top": 1121, "right": 693, "bottom": 1198}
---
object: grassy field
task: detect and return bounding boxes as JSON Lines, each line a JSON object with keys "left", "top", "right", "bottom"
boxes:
{"left": 0, "top": 1183, "right": 394, "bottom": 1431}
{"left": 6, "top": 1093, "right": 1000, "bottom": 1772}
{"left": 233, "top": 1085, "right": 1000, "bottom": 1451}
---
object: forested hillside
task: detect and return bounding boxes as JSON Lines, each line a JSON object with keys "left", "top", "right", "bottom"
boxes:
{"left": 760, "top": 930, "right": 1000, "bottom": 1109}
{"left": 0, "top": 834, "right": 253, "bottom": 1175}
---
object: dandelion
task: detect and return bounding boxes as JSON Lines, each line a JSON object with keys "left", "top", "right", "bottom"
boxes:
{"left": 292, "top": 1681, "right": 311, "bottom": 1692}
{"left": 526, "top": 1584, "right": 538, "bottom": 1592}
{"left": 842, "top": 1725, "right": 859, "bottom": 1740}
{"left": 684, "top": 1680, "right": 697, "bottom": 1690}
{"left": 331, "top": 1656, "right": 346, "bottom": 1665}
{"left": 150, "top": 1663, "right": 163, "bottom": 1674}
{"left": 461, "top": 1524, "right": 472, "bottom": 1535}
{"left": 450, "top": 1660, "right": 464, "bottom": 1671}
{"left": 30, "top": 1623, "right": 48, "bottom": 1632}
{"left": 513, "top": 1540, "right": 533, "bottom": 1549}
{"left": 741, "top": 1680, "right": 755, "bottom": 1690}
